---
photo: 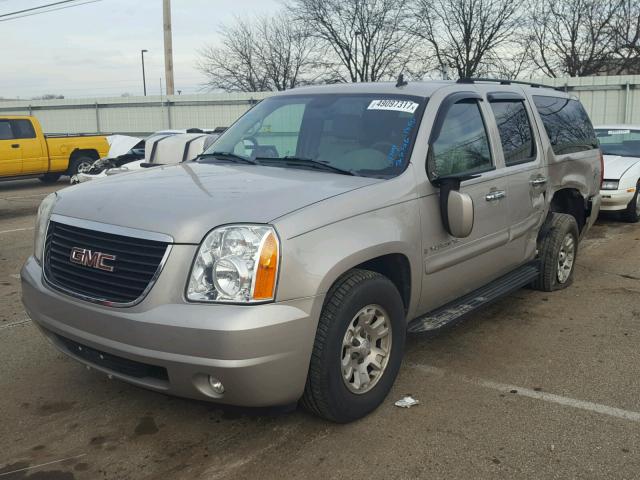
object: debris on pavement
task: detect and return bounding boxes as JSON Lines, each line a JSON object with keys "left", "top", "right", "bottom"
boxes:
{"left": 394, "top": 395, "right": 420, "bottom": 408}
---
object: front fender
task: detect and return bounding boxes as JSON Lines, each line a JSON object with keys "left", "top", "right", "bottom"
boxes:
{"left": 275, "top": 198, "right": 423, "bottom": 320}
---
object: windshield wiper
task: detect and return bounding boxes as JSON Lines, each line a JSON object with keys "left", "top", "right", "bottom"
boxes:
{"left": 197, "top": 152, "right": 258, "bottom": 165}
{"left": 255, "top": 156, "right": 356, "bottom": 176}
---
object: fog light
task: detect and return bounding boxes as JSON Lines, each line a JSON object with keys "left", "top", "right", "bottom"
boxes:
{"left": 209, "top": 376, "right": 225, "bottom": 394}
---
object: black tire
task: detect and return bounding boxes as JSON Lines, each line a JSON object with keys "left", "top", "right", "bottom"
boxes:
{"left": 39, "top": 173, "right": 61, "bottom": 184}
{"left": 68, "top": 155, "right": 95, "bottom": 175}
{"left": 301, "top": 269, "right": 406, "bottom": 423}
{"left": 532, "top": 213, "right": 579, "bottom": 292}
{"left": 621, "top": 180, "right": 640, "bottom": 223}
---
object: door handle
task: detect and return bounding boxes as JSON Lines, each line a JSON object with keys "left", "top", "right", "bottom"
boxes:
{"left": 485, "top": 190, "right": 506, "bottom": 201}
{"left": 11, "top": 144, "right": 19, "bottom": 149}
{"left": 530, "top": 176, "right": 547, "bottom": 187}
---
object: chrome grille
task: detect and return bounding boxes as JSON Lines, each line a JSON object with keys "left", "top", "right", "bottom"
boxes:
{"left": 44, "top": 220, "right": 169, "bottom": 305}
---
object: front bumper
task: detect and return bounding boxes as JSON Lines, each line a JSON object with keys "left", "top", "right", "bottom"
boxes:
{"left": 21, "top": 256, "right": 322, "bottom": 407}
{"left": 600, "top": 188, "right": 635, "bottom": 211}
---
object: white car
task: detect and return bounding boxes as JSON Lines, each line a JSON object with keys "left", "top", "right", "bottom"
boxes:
{"left": 595, "top": 125, "right": 640, "bottom": 222}
{"left": 72, "top": 130, "right": 224, "bottom": 184}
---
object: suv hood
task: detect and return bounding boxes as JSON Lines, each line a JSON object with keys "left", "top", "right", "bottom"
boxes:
{"left": 603, "top": 155, "right": 640, "bottom": 179}
{"left": 53, "top": 163, "right": 380, "bottom": 243}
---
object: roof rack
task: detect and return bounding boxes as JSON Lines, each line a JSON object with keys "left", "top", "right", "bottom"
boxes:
{"left": 457, "top": 77, "right": 564, "bottom": 92}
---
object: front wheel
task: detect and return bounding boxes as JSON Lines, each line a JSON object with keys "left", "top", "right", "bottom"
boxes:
{"left": 301, "top": 269, "right": 406, "bottom": 423}
{"left": 621, "top": 180, "right": 640, "bottom": 223}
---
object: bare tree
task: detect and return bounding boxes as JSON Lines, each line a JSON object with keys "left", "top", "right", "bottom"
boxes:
{"left": 611, "top": 0, "right": 640, "bottom": 74}
{"left": 31, "top": 94, "right": 65, "bottom": 100}
{"left": 197, "top": 14, "right": 316, "bottom": 92}
{"left": 197, "top": 19, "right": 270, "bottom": 92}
{"left": 412, "top": 0, "right": 523, "bottom": 79}
{"left": 530, "top": 0, "right": 623, "bottom": 77}
{"left": 254, "top": 16, "right": 319, "bottom": 90}
{"left": 486, "top": 40, "right": 536, "bottom": 79}
{"left": 288, "top": 0, "right": 418, "bottom": 83}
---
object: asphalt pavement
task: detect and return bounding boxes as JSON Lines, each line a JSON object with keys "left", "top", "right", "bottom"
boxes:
{"left": 1, "top": 178, "right": 638, "bottom": 480}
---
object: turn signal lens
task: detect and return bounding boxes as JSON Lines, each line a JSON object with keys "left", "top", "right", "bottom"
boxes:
{"left": 252, "top": 232, "right": 279, "bottom": 300}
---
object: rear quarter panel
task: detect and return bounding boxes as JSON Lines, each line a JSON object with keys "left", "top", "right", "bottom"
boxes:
{"left": 46, "top": 135, "right": 109, "bottom": 172}
{"left": 525, "top": 92, "right": 601, "bottom": 200}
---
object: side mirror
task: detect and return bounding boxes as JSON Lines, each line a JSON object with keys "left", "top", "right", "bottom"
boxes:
{"left": 434, "top": 176, "right": 476, "bottom": 238}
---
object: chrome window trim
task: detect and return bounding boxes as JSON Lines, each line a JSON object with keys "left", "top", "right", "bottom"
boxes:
{"left": 42, "top": 214, "right": 173, "bottom": 308}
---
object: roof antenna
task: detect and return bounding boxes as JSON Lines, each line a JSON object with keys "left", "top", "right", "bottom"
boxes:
{"left": 396, "top": 73, "right": 408, "bottom": 88}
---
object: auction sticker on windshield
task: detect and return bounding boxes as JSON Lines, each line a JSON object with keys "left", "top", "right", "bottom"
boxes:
{"left": 367, "top": 99, "right": 419, "bottom": 114}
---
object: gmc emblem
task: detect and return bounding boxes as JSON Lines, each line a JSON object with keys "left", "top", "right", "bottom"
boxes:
{"left": 69, "top": 247, "right": 116, "bottom": 272}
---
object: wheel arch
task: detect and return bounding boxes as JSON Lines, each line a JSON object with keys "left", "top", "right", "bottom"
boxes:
{"left": 67, "top": 148, "right": 99, "bottom": 173}
{"left": 315, "top": 245, "right": 415, "bottom": 317}
{"left": 547, "top": 187, "right": 587, "bottom": 233}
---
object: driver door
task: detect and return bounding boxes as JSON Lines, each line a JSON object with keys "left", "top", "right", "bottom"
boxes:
{"left": 0, "top": 119, "right": 22, "bottom": 177}
{"left": 418, "top": 93, "right": 513, "bottom": 313}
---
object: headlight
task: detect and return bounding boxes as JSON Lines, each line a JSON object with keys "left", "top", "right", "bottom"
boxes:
{"left": 601, "top": 180, "right": 619, "bottom": 190}
{"left": 187, "top": 225, "right": 280, "bottom": 303}
{"left": 34, "top": 193, "right": 58, "bottom": 264}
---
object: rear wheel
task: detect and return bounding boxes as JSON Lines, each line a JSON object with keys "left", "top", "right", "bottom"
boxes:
{"left": 301, "top": 269, "right": 406, "bottom": 423}
{"left": 39, "top": 173, "right": 61, "bottom": 184}
{"left": 621, "top": 180, "right": 640, "bottom": 223}
{"left": 68, "top": 155, "right": 95, "bottom": 175}
{"left": 532, "top": 213, "right": 579, "bottom": 292}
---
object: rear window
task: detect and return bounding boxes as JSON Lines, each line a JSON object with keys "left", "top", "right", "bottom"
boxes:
{"left": 10, "top": 119, "right": 36, "bottom": 139}
{"left": 533, "top": 96, "right": 598, "bottom": 155}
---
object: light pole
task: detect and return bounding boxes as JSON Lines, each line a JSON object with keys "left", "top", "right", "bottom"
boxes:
{"left": 354, "top": 31, "right": 361, "bottom": 82}
{"left": 141, "top": 49, "right": 148, "bottom": 96}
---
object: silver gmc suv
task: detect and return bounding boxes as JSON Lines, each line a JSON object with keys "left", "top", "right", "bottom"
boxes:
{"left": 22, "top": 79, "right": 602, "bottom": 422}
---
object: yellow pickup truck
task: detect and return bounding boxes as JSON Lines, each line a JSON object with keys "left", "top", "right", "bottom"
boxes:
{"left": 0, "top": 116, "right": 109, "bottom": 183}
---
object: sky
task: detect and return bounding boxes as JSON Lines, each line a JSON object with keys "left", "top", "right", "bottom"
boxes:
{"left": 0, "top": 0, "right": 281, "bottom": 99}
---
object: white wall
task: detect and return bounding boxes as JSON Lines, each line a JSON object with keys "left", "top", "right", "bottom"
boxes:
{"left": 0, "top": 92, "right": 272, "bottom": 135}
{"left": 1, "top": 75, "right": 639, "bottom": 134}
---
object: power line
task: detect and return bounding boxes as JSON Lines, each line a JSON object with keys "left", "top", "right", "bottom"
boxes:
{"left": 0, "top": 0, "right": 102, "bottom": 22}
{"left": 0, "top": 0, "right": 80, "bottom": 18}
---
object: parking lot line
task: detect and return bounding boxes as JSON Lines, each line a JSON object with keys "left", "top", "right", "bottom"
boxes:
{"left": 0, "top": 454, "right": 86, "bottom": 477}
{"left": 410, "top": 364, "right": 640, "bottom": 423}
{"left": 0, "top": 319, "right": 31, "bottom": 331}
{"left": 1, "top": 193, "right": 48, "bottom": 201}
{"left": 0, "top": 227, "right": 34, "bottom": 235}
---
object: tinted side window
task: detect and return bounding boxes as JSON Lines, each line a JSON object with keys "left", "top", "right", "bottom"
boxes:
{"left": 533, "top": 96, "right": 598, "bottom": 155}
{"left": 429, "top": 100, "right": 492, "bottom": 177}
{"left": 490, "top": 101, "right": 536, "bottom": 166}
{"left": 10, "top": 120, "right": 36, "bottom": 139}
{"left": 0, "top": 120, "right": 14, "bottom": 140}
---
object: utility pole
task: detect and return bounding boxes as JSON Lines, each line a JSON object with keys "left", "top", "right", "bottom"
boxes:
{"left": 141, "top": 49, "right": 148, "bottom": 96}
{"left": 163, "top": 0, "right": 175, "bottom": 96}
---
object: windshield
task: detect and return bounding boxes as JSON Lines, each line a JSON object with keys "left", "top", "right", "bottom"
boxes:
{"left": 595, "top": 128, "right": 640, "bottom": 157}
{"left": 202, "top": 93, "right": 426, "bottom": 178}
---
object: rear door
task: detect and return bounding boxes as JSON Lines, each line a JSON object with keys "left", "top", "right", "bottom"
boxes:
{"left": 419, "top": 91, "right": 513, "bottom": 312}
{"left": 0, "top": 119, "right": 22, "bottom": 177}
{"left": 11, "top": 119, "right": 47, "bottom": 175}
{"left": 486, "top": 92, "right": 547, "bottom": 261}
